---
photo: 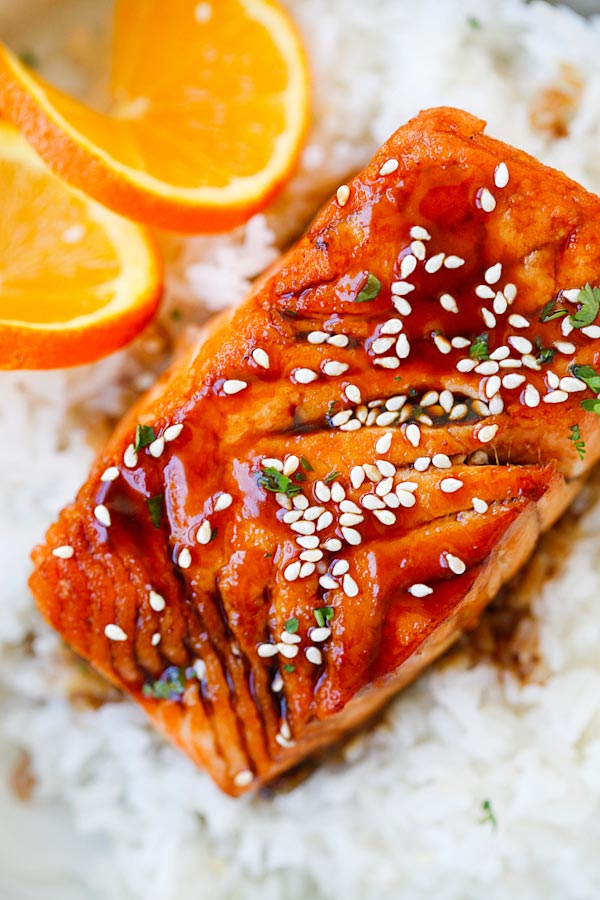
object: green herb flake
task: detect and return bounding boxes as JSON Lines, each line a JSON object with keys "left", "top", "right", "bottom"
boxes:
{"left": 282, "top": 664, "right": 296, "bottom": 673}
{"left": 327, "top": 400, "right": 339, "bottom": 417}
{"left": 569, "top": 425, "right": 586, "bottom": 461}
{"left": 258, "top": 466, "right": 303, "bottom": 498}
{"left": 479, "top": 799, "right": 497, "bottom": 830}
{"left": 284, "top": 617, "right": 299, "bottom": 634}
{"left": 210, "top": 528, "right": 218, "bottom": 542}
{"left": 467, "top": 15, "right": 480, "bottom": 28}
{"left": 300, "top": 456, "right": 313, "bottom": 472}
{"left": 394, "top": 375, "right": 403, "bottom": 382}
{"left": 534, "top": 337, "right": 555, "bottom": 365}
{"left": 314, "top": 606, "right": 334, "bottom": 628}
{"left": 469, "top": 333, "right": 490, "bottom": 361}
{"left": 142, "top": 665, "right": 198, "bottom": 701}
{"left": 147, "top": 494, "right": 164, "bottom": 529}
{"left": 324, "top": 470, "right": 341, "bottom": 484}
{"left": 294, "top": 471, "right": 307, "bottom": 483}
{"left": 570, "top": 284, "right": 600, "bottom": 329}
{"left": 355, "top": 273, "right": 381, "bottom": 303}
{"left": 570, "top": 363, "right": 600, "bottom": 394}
{"left": 134, "top": 423, "right": 156, "bottom": 452}
{"left": 264, "top": 552, "right": 273, "bottom": 558}
{"left": 539, "top": 298, "right": 568, "bottom": 323}
{"left": 581, "top": 398, "right": 600, "bottom": 415}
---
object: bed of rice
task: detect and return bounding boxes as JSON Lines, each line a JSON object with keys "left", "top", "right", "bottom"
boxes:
{"left": 3, "top": 0, "right": 600, "bottom": 897}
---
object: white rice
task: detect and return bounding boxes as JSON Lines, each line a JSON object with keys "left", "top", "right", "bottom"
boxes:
{"left": 3, "top": 0, "right": 600, "bottom": 898}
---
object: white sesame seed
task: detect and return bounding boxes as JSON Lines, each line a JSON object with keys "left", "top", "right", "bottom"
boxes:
{"left": 524, "top": 384, "right": 540, "bottom": 408}
{"left": 397, "top": 490, "right": 418, "bottom": 508}
{"left": 489, "top": 346, "right": 510, "bottom": 361}
{"left": 451, "top": 337, "right": 471, "bottom": 349}
{"left": 214, "top": 492, "right": 233, "bottom": 512}
{"left": 263, "top": 457, "right": 283, "bottom": 470}
{"left": 457, "top": 359, "right": 477, "bottom": 373}
{"left": 411, "top": 240, "right": 426, "bottom": 260}
{"left": 316, "top": 511, "right": 334, "bottom": 531}
{"left": 391, "top": 281, "right": 415, "bottom": 296}
{"left": 339, "top": 512, "right": 364, "bottom": 527}
{"left": 275, "top": 492, "right": 292, "bottom": 510}
{"left": 437, "top": 390, "right": 453, "bottom": 413}
{"left": 504, "top": 283, "right": 517, "bottom": 303}
{"left": 148, "top": 436, "right": 165, "bottom": 459}
{"left": 414, "top": 456, "right": 431, "bottom": 472}
{"left": 331, "top": 482, "right": 345, "bottom": 503}
{"left": 350, "top": 466, "right": 366, "bottom": 489}
{"left": 480, "top": 188, "right": 496, "bottom": 212}
{"left": 481, "top": 308, "right": 497, "bottom": 328}
{"left": 306, "top": 646, "right": 323, "bottom": 665}
{"left": 473, "top": 497, "right": 489, "bottom": 514}
{"left": 307, "top": 331, "right": 328, "bottom": 344}
{"left": 279, "top": 721, "right": 292, "bottom": 741}
{"left": 396, "top": 334, "right": 410, "bottom": 358}
{"left": 383, "top": 493, "right": 400, "bottom": 509}
{"left": 440, "top": 478, "right": 463, "bottom": 494}
{"left": 373, "top": 509, "right": 396, "bottom": 525}
{"left": 252, "top": 348, "right": 270, "bottom": 369}
{"left": 319, "top": 574, "right": 338, "bottom": 590}
{"left": 178, "top": 548, "right": 192, "bottom": 568}
{"left": 258, "top": 642, "right": 279, "bottom": 658}
{"left": 432, "top": 453, "right": 452, "bottom": 469}
{"left": 375, "top": 432, "right": 393, "bottom": 454}
{"left": 425, "top": 253, "right": 445, "bottom": 274}
{"left": 508, "top": 314, "right": 530, "bottom": 329}
{"left": 340, "top": 419, "right": 362, "bottom": 432}
{"left": 314, "top": 481, "right": 331, "bottom": 503}
{"left": 299, "top": 561, "right": 316, "bottom": 578}
{"left": 294, "top": 368, "right": 318, "bottom": 384}
{"left": 52, "top": 545, "right": 74, "bottom": 559}
{"left": 485, "top": 375, "right": 501, "bottom": 399}
{"left": 328, "top": 335, "right": 350, "bottom": 350}
{"left": 363, "top": 464, "right": 382, "bottom": 482}
{"left": 449, "top": 403, "right": 469, "bottom": 420}
{"left": 323, "top": 361, "right": 349, "bottom": 377}
{"left": 475, "top": 361, "right": 499, "bottom": 375}
{"left": 475, "top": 284, "right": 495, "bottom": 300}
{"left": 104, "top": 623, "right": 127, "bottom": 642}
{"left": 291, "top": 520, "right": 316, "bottom": 536}
{"left": 271, "top": 673, "right": 284, "bottom": 692}
{"left": 311, "top": 627, "right": 331, "bottom": 642}
{"left": 280, "top": 631, "right": 301, "bottom": 645}
{"left": 489, "top": 395, "right": 504, "bottom": 415}
{"left": 283, "top": 510, "right": 303, "bottom": 524}
{"left": 582, "top": 325, "right": 600, "bottom": 339}
{"left": 400, "top": 255, "right": 417, "bottom": 279}
{"left": 561, "top": 317, "right": 574, "bottom": 337}
{"left": 409, "top": 583, "right": 433, "bottom": 598}
{"left": 433, "top": 334, "right": 452, "bottom": 355}
{"left": 381, "top": 319, "right": 405, "bottom": 337}
{"left": 196, "top": 520, "right": 212, "bottom": 544}
{"left": 478, "top": 424, "right": 499, "bottom": 443}
{"left": 152, "top": 633, "right": 161, "bottom": 646}
{"left": 374, "top": 356, "right": 401, "bottom": 369}
{"left": 223, "top": 379, "right": 247, "bottom": 395}
{"left": 343, "top": 573, "right": 359, "bottom": 596}
{"left": 493, "top": 291, "right": 508, "bottom": 315}
{"left": 494, "top": 162, "right": 509, "bottom": 188}
{"left": 304, "top": 505, "right": 326, "bottom": 521}
{"left": 484, "top": 263, "right": 502, "bottom": 285}
{"left": 392, "top": 296, "right": 412, "bottom": 316}
{"left": 164, "top": 423, "right": 184, "bottom": 444}
{"left": 282, "top": 455, "right": 300, "bottom": 477}
{"left": 300, "top": 549, "right": 323, "bottom": 563}
{"left": 277, "top": 642, "right": 299, "bottom": 659}
{"left": 372, "top": 336, "right": 396, "bottom": 355}
{"left": 446, "top": 553, "right": 466, "bottom": 575}
{"left": 379, "top": 158, "right": 399, "bottom": 176}
{"left": 562, "top": 288, "right": 581, "bottom": 303}
{"left": 544, "top": 390, "right": 569, "bottom": 403}
{"left": 331, "top": 559, "right": 350, "bottom": 576}
{"left": 410, "top": 225, "right": 431, "bottom": 240}
{"left": 444, "top": 255, "right": 465, "bottom": 269}
{"left": 336, "top": 184, "right": 350, "bottom": 206}
{"left": 341, "top": 527, "right": 362, "bottom": 546}
{"left": 508, "top": 336, "right": 533, "bottom": 355}
{"left": 560, "top": 376, "right": 586, "bottom": 393}
{"left": 94, "top": 504, "right": 111, "bottom": 527}
{"left": 547, "top": 371, "right": 560, "bottom": 389}
{"left": 375, "top": 461, "right": 396, "bottom": 479}
{"left": 124, "top": 444, "right": 138, "bottom": 468}
{"left": 375, "top": 476, "right": 394, "bottom": 496}
{"left": 386, "top": 395, "right": 407, "bottom": 412}
{"left": 440, "top": 293, "right": 458, "bottom": 313}
{"left": 100, "top": 466, "right": 119, "bottom": 483}
{"left": 345, "top": 384, "right": 362, "bottom": 405}
{"left": 361, "top": 493, "right": 385, "bottom": 510}
{"left": 522, "top": 355, "right": 541, "bottom": 371}
{"left": 149, "top": 590, "right": 166, "bottom": 612}
{"left": 405, "top": 423, "right": 421, "bottom": 447}
{"left": 233, "top": 770, "right": 254, "bottom": 788}
{"left": 322, "top": 538, "right": 342, "bottom": 552}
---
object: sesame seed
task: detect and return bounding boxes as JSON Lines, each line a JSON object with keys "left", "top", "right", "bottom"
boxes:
{"left": 283, "top": 510, "right": 302, "bottom": 524}
{"left": 350, "top": 466, "right": 366, "bottom": 489}
{"left": 504, "top": 283, "right": 517, "bottom": 303}
{"left": 522, "top": 355, "right": 540, "bottom": 370}
{"left": 473, "top": 497, "right": 489, "bottom": 514}
{"left": 408, "top": 583, "right": 433, "bottom": 598}
{"left": 331, "top": 559, "right": 350, "bottom": 576}
{"left": 304, "top": 505, "right": 326, "bottom": 521}
{"left": 258, "top": 642, "right": 279, "bottom": 658}
{"left": 375, "top": 476, "right": 394, "bottom": 496}
{"left": 561, "top": 317, "right": 574, "bottom": 337}
{"left": 152, "top": 633, "right": 161, "bottom": 646}
{"left": 448, "top": 403, "right": 469, "bottom": 420}
{"left": 275, "top": 492, "right": 292, "bottom": 509}
{"left": 252, "top": 348, "right": 270, "bottom": 369}
{"left": 381, "top": 318, "right": 404, "bottom": 336}
{"left": 508, "top": 314, "right": 530, "bottom": 329}
{"left": 425, "top": 253, "right": 445, "bottom": 273}
{"left": 52, "top": 545, "right": 74, "bottom": 559}
{"left": 306, "top": 646, "right": 323, "bottom": 665}
{"left": 294, "top": 368, "right": 318, "bottom": 384}
{"left": 562, "top": 288, "right": 581, "bottom": 303}
{"left": 282, "top": 455, "right": 300, "bottom": 477}
{"left": 196, "top": 520, "right": 212, "bottom": 544}
{"left": 422, "top": 391, "right": 440, "bottom": 409}
{"left": 307, "top": 331, "right": 328, "bottom": 344}
{"left": 100, "top": 466, "right": 119, "bottom": 483}
{"left": 405, "top": 423, "right": 421, "bottom": 447}
{"left": 457, "top": 359, "right": 477, "bottom": 373}
{"left": 279, "top": 720, "right": 292, "bottom": 740}
{"left": 328, "top": 334, "right": 349, "bottom": 348}
{"left": 299, "top": 561, "right": 316, "bottom": 578}
{"left": 148, "top": 436, "right": 165, "bottom": 459}
{"left": 489, "top": 395, "right": 504, "bottom": 414}
{"left": 474, "top": 361, "right": 499, "bottom": 375}
{"left": 339, "top": 512, "right": 364, "bottom": 527}
{"left": 432, "top": 453, "right": 451, "bottom": 468}
{"left": 336, "top": 184, "right": 350, "bottom": 206}
{"left": 547, "top": 371, "right": 560, "bottom": 389}
{"left": 322, "top": 538, "right": 342, "bottom": 552}
{"left": 475, "top": 284, "right": 495, "bottom": 300}
{"left": 494, "top": 162, "right": 509, "bottom": 188}
{"left": 485, "top": 375, "right": 502, "bottom": 399}
{"left": 372, "top": 336, "right": 396, "bottom": 355}
{"left": 178, "top": 548, "right": 192, "bottom": 568}
{"left": 411, "top": 240, "right": 426, "bottom": 260}
{"left": 478, "top": 424, "right": 499, "bottom": 443}
{"left": 396, "top": 333, "right": 410, "bottom": 358}
{"left": 373, "top": 509, "right": 396, "bottom": 525}
{"left": 314, "top": 481, "right": 331, "bottom": 503}
{"left": 363, "top": 463, "right": 381, "bottom": 482}
{"left": 433, "top": 334, "right": 452, "bottom": 354}
{"left": 544, "top": 390, "right": 569, "bottom": 403}
{"left": 104, "top": 623, "right": 127, "bottom": 642}
{"left": 383, "top": 493, "right": 400, "bottom": 509}
{"left": 361, "top": 493, "right": 385, "bottom": 510}
{"left": 376, "top": 461, "right": 397, "bottom": 479}
{"left": 271, "top": 673, "right": 284, "bottom": 692}
{"left": 149, "top": 590, "right": 166, "bottom": 612}
{"left": 440, "top": 478, "right": 463, "bottom": 494}
{"left": 391, "top": 281, "right": 415, "bottom": 296}
{"left": 485, "top": 263, "right": 502, "bottom": 284}
{"left": 311, "top": 627, "right": 332, "bottom": 642}
{"left": 379, "top": 158, "right": 399, "bottom": 176}
{"left": 480, "top": 188, "right": 496, "bottom": 212}
{"left": 444, "top": 255, "right": 465, "bottom": 269}
{"left": 319, "top": 574, "right": 338, "bottom": 590}
{"left": 323, "top": 360, "right": 349, "bottom": 377}
{"left": 214, "top": 492, "right": 233, "bottom": 512}
{"left": 277, "top": 642, "right": 299, "bottom": 659}
{"left": 472, "top": 399, "right": 491, "bottom": 417}
{"left": 124, "top": 444, "right": 138, "bottom": 468}
{"left": 223, "top": 379, "right": 247, "bottom": 395}
{"left": 397, "top": 490, "right": 417, "bottom": 508}
{"left": 582, "top": 325, "right": 600, "bottom": 339}
{"left": 316, "top": 511, "right": 334, "bottom": 531}
{"left": 481, "top": 308, "right": 497, "bottom": 328}
{"left": 524, "top": 384, "right": 540, "bottom": 408}
{"left": 400, "top": 255, "right": 417, "bottom": 279}
{"left": 341, "top": 527, "right": 362, "bottom": 546}
{"left": 490, "top": 346, "right": 510, "bottom": 361}
{"left": 291, "top": 520, "right": 316, "bottom": 536}
{"left": 331, "top": 482, "right": 345, "bottom": 503}
{"left": 493, "top": 292, "right": 508, "bottom": 315}
{"left": 445, "top": 553, "right": 466, "bottom": 575}
{"left": 508, "top": 336, "right": 533, "bottom": 355}
{"left": 345, "top": 384, "right": 362, "bottom": 404}
{"left": 451, "top": 337, "right": 471, "bottom": 349}
{"left": 375, "top": 432, "right": 393, "bottom": 454}
{"left": 410, "top": 225, "right": 431, "bottom": 240}
{"left": 233, "top": 769, "right": 254, "bottom": 788}
{"left": 374, "top": 356, "right": 400, "bottom": 369}
{"left": 300, "top": 549, "right": 323, "bottom": 563}
{"left": 439, "top": 390, "right": 454, "bottom": 412}
{"left": 560, "top": 376, "right": 586, "bottom": 393}
{"left": 386, "top": 395, "right": 407, "bottom": 412}
{"left": 94, "top": 504, "right": 111, "bottom": 527}
{"left": 343, "top": 573, "right": 359, "bottom": 596}
{"left": 340, "top": 419, "right": 362, "bottom": 432}
{"left": 263, "top": 457, "right": 283, "bottom": 470}
{"left": 164, "top": 423, "right": 184, "bottom": 443}
{"left": 440, "top": 293, "right": 458, "bottom": 313}
{"left": 392, "top": 296, "right": 412, "bottom": 316}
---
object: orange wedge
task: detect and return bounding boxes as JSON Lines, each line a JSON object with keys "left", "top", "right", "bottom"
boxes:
{"left": 0, "top": 0, "right": 310, "bottom": 233}
{"left": 0, "top": 122, "right": 161, "bottom": 369}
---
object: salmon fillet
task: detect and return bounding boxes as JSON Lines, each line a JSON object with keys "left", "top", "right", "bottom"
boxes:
{"left": 30, "top": 107, "right": 600, "bottom": 795}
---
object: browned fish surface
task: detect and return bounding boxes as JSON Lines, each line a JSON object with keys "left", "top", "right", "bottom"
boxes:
{"left": 30, "top": 107, "right": 600, "bottom": 795}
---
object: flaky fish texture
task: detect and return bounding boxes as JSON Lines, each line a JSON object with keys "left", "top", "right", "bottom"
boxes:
{"left": 31, "top": 108, "right": 600, "bottom": 795}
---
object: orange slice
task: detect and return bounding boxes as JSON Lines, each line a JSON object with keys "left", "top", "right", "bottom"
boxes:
{"left": 0, "top": 0, "right": 310, "bottom": 233}
{"left": 0, "top": 122, "right": 162, "bottom": 369}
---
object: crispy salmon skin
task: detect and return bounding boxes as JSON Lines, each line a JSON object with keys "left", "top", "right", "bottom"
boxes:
{"left": 30, "top": 107, "right": 600, "bottom": 795}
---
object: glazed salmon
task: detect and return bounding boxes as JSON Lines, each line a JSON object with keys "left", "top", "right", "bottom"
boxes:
{"left": 30, "top": 107, "right": 600, "bottom": 795}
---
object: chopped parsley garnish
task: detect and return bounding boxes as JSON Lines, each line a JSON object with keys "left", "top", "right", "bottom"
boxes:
{"left": 324, "top": 470, "right": 341, "bottom": 484}
{"left": 580, "top": 398, "right": 600, "bottom": 415}
{"left": 284, "top": 617, "right": 299, "bottom": 634}
{"left": 569, "top": 425, "right": 586, "bottom": 460}
{"left": 539, "top": 298, "right": 568, "bottom": 323}
{"left": 282, "top": 664, "right": 296, "bottom": 673}
{"left": 210, "top": 527, "right": 218, "bottom": 542}
{"left": 570, "top": 363, "right": 600, "bottom": 394}
{"left": 570, "top": 284, "right": 600, "bottom": 329}
{"left": 314, "top": 606, "right": 334, "bottom": 628}
{"left": 300, "top": 456, "right": 313, "bottom": 472}
{"left": 142, "top": 665, "right": 199, "bottom": 701}
{"left": 147, "top": 494, "right": 164, "bottom": 529}
{"left": 355, "top": 273, "right": 381, "bottom": 303}
{"left": 479, "top": 799, "right": 497, "bottom": 830}
{"left": 469, "top": 333, "right": 489, "bottom": 361}
{"left": 258, "top": 466, "right": 303, "bottom": 498}
{"left": 394, "top": 375, "right": 403, "bottom": 382}
{"left": 327, "top": 400, "right": 339, "bottom": 417}
{"left": 134, "top": 424, "right": 156, "bottom": 452}
{"left": 534, "top": 337, "right": 555, "bottom": 365}
{"left": 264, "top": 552, "right": 273, "bottom": 558}
{"left": 294, "top": 471, "right": 307, "bottom": 483}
